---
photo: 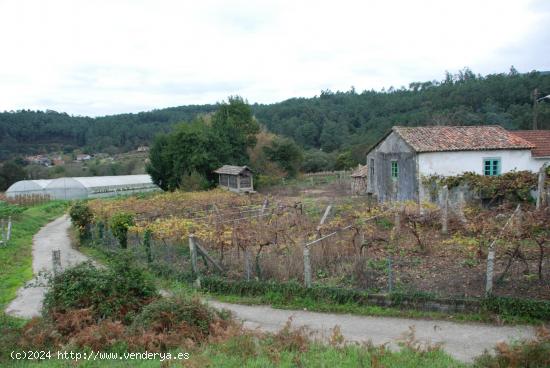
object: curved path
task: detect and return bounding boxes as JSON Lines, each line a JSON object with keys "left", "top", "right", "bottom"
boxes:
{"left": 4, "top": 215, "right": 537, "bottom": 362}
{"left": 209, "top": 301, "right": 535, "bottom": 363}
{"left": 5, "top": 215, "right": 89, "bottom": 318}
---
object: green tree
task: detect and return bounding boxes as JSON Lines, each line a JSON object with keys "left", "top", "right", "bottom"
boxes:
{"left": 263, "top": 137, "right": 303, "bottom": 178}
{"left": 147, "top": 97, "right": 260, "bottom": 191}
{"left": 334, "top": 151, "right": 358, "bottom": 170}
{"left": 212, "top": 96, "right": 260, "bottom": 164}
{"left": 0, "top": 160, "right": 26, "bottom": 191}
{"left": 146, "top": 134, "right": 172, "bottom": 191}
{"left": 301, "top": 150, "right": 335, "bottom": 173}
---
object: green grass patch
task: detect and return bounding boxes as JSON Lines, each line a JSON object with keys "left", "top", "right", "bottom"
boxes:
{"left": 0, "top": 201, "right": 68, "bottom": 308}
{"left": 197, "top": 277, "right": 548, "bottom": 325}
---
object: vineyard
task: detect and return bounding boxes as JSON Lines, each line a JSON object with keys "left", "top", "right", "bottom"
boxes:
{"left": 81, "top": 189, "right": 550, "bottom": 301}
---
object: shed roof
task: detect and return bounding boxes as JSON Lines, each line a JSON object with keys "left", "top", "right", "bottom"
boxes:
{"left": 511, "top": 130, "right": 550, "bottom": 158}
{"left": 392, "top": 125, "right": 534, "bottom": 153}
{"left": 351, "top": 165, "right": 369, "bottom": 177}
{"left": 214, "top": 165, "right": 252, "bottom": 175}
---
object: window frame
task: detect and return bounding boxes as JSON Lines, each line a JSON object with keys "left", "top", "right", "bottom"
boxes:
{"left": 482, "top": 157, "right": 501, "bottom": 176}
{"left": 391, "top": 160, "right": 399, "bottom": 180}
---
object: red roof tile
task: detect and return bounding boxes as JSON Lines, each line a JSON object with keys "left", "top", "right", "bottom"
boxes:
{"left": 512, "top": 130, "right": 550, "bottom": 157}
{"left": 393, "top": 125, "right": 534, "bottom": 153}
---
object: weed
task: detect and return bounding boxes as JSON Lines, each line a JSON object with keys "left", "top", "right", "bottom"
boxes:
{"left": 474, "top": 326, "right": 550, "bottom": 368}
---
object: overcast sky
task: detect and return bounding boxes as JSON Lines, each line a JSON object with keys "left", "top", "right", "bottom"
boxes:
{"left": 0, "top": 0, "right": 549, "bottom": 116}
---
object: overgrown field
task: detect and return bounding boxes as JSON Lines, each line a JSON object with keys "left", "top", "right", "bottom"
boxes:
{"left": 79, "top": 188, "right": 550, "bottom": 304}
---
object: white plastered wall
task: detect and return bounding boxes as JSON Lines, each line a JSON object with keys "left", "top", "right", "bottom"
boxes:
{"left": 418, "top": 149, "right": 548, "bottom": 177}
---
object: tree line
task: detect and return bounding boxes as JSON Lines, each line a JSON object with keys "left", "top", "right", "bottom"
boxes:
{"left": 1, "top": 68, "right": 550, "bottom": 188}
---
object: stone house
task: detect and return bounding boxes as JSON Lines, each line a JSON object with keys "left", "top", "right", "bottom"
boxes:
{"left": 366, "top": 125, "right": 549, "bottom": 203}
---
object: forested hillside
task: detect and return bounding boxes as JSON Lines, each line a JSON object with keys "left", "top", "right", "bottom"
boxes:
{"left": 253, "top": 69, "right": 550, "bottom": 161}
{"left": 1, "top": 68, "right": 549, "bottom": 162}
{"left": 0, "top": 105, "right": 215, "bottom": 160}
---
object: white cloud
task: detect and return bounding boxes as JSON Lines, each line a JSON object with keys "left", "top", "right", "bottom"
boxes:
{"left": 0, "top": 0, "right": 548, "bottom": 116}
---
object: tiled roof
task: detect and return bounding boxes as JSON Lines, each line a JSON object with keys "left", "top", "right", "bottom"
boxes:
{"left": 351, "top": 164, "right": 369, "bottom": 177}
{"left": 393, "top": 125, "right": 534, "bottom": 153}
{"left": 213, "top": 165, "right": 252, "bottom": 175}
{"left": 512, "top": 130, "right": 550, "bottom": 158}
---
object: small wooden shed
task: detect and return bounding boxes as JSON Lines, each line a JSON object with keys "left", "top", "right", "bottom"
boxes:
{"left": 214, "top": 165, "right": 254, "bottom": 193}
{"left": 350, "top": 164, "right": 368, "bottom": 195}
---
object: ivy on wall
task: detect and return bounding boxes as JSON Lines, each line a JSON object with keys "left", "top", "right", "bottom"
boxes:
{"left": 421, "top": 171, "right": 547, "bottom": 202}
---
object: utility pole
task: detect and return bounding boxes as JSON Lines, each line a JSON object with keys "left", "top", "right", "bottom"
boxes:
{"left": 533, "top": 88, "right": 539, "bottom": 130}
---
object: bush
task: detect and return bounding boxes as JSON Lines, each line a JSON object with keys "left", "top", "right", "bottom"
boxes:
{"left": 132, "top": 296, "right": 220, "bottom": 339}
{"left": 180, "top": 170, "right": 211, "bottom": 191}
{"left": 109, "top": 212, "right": 135, "bottom": 248}
{"left": 69, "top": 201, "right": 94, "bottom": 239}
{"left": 43, "top": 259, "right": 158, "bottom": 323}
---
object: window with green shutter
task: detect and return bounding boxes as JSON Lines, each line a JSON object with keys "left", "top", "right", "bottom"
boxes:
{"left": 483, "top": 158, "right": 500, "bottom": 176}
{"left": 391, "top": 160, "right": 398, "bottom": 179}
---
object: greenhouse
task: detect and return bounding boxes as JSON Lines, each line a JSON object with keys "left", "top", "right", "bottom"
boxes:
{"left": 6, "top": 175, "right": 160, "bottom": 200}
{"left": 4, "top": 179, "right": 52, "bottom": 197}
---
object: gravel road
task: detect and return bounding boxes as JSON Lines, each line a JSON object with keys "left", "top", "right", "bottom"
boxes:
{"left": 208, "top": 300, "right": 536, "bottom": 363}
{"left": 5, "top": 215, "right": 89, "bottom": 318}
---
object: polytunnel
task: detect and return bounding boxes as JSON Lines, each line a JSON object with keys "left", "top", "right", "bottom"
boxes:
{"left": 5, "top": 180, "right": 52, "bottom": 198}
{"left": 6, "top": 175, "right": 160, "bottom": 200}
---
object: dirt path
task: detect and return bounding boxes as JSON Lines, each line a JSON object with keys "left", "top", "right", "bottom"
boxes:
{"left": 208, "top": 301, "right": 536, "bottom": 363}
{"left": 5, "top": 215, "right": 89, "bottom": 319}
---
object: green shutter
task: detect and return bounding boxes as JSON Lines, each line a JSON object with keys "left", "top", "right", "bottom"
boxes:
{"left": 391, "top": 161, "right": 398, "bottom": 179}
{"left": 483, "top": 158, "right": 501, "bottom": 176}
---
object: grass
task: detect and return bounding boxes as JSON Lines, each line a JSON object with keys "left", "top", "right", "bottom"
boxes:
{"left": 174, "top": 284, "right": 502, "bottom": 325}
{"left": 5, "top": 344, "right": 465, "bottom": 367}
{"left": 207, "top": 292, "right": 544, "bottom": 325}
{"left": 0, "top": 201, "right": 67, "bottom": 308}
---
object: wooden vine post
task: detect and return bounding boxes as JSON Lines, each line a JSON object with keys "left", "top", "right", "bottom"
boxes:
{"left": 390, "top": 205, "right": 402, "bottom": 246}
{"left": 243, "top": 197, "right": 269, "bottom": 281}
{"left": 440, "top": 185, "right": 449, "bottom": 235}
{"left": 189, "top": 234, "right": 199, "bottom": 285}
{"left": 304, "top": 204, "right": 332, "bottom": 288}
{"left": 536, "top": 163, "right": 547, "bottom": 210}
{"left": 303, "top": 245, "right": 312, "bottom": 288}
{"left": 485, "top": 204, "right": 521, "bottom": 296}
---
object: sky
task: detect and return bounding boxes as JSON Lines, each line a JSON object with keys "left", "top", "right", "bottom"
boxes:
{"left": 0, "top": 0, "right": 549, "bottom": 117}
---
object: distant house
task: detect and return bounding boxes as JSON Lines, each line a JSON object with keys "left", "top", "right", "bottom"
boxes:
{"left": 366, "top": 125, "right": 549, "bottom": 203}
{"left": 52, "top": 155, "right": 65, "bottom": 166}
{"left": 76, "top": 154, "right": 92, "bottom": 161}
{"left": 25, "top": 155, "right": 51, "bottom": 166}
{"left": 214, "top": 165, "right": 254, "bottom": 193}
{"left": 137, "top": 146, "right": 150, "bottom": 152}
{"left": 350, "top": 165, "right": 368, "bottom": 195}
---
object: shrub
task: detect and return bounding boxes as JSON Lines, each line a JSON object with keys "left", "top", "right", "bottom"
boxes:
{"left": 43, "top": 259, "right": 157, "bottom": 323}
{"left": 132, "top": 296, "right": 220, "bottom": 340}
{"left": 109, "top": 212, "right": 135, "bottom": 248}
{"left": 179, "top": 170, "right": 211, "bottom": 191}
{"left": 69, "top": 201, "right": 94, "bottom": 239}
